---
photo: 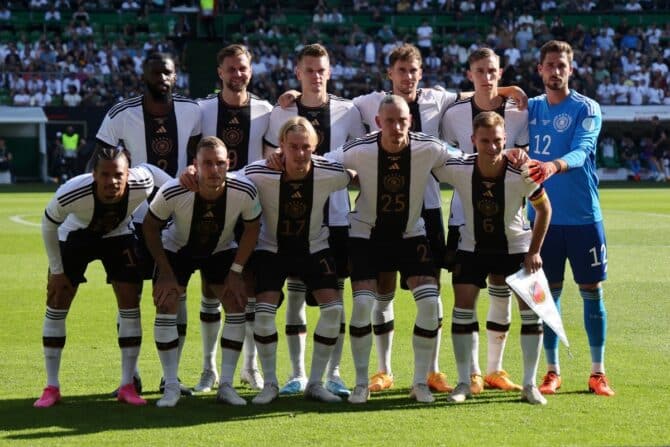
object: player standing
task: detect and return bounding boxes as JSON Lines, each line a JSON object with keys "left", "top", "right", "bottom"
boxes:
{"left": 244, "top": 117, "right": 353, "bottom": 404}
{"left": 265, "top": 43, "right": 366, "bottom": 398}
{"left": 441, "top": 47, "right": 528, "bottom": 394}
{"left": 96, "top": 52, "right": 202, "bottom": 396}
{"left": 433, "top": 111, "right": 551, "bottom": 405}
{"left": 196, "top": 44, "right": 272, "bottom": 393}
{"left": 330, "top": 95, "right": 454, "bottom": 404}
{"left": 524, "top": 40, "right": 614, "bottom": 397}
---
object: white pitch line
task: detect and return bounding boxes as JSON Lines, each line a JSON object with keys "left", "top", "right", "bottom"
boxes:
{"left": 9, "top": 215, "right": 41, "bottom": 228}
{"left": 605, "top": 210, "right": 670, "bottom": 219}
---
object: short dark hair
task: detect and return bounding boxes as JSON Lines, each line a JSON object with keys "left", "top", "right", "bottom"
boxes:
{"left": 539, "top": 40, "right": 573, "bottom": 64}
{"left": 89, "top": 146, "right": 131, "bottom": 171}
{"left": 197, "top": 136, "right": 227, "bottom": 155}
{"left": 217, "top": 44, "right": 253, "bottom": 66}
{"left": 297, "top": 43, "right": 330, "bottom": 64}
{"left": 473, "top": 111, "right": 505, "bottom": 133}
{"left": 142, "top": 52, "right": 173, "bottom": 71}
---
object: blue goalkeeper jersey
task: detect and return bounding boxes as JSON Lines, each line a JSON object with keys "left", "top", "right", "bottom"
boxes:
{"left": 527, "top": 90, "right": 603, "bottom": 225}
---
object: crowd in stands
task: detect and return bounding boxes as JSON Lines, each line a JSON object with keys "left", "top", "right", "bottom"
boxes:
{"left": 1, "top": 1, "right": 670, "bottom": 180}
{"left": 2, "top": 1, "right": 670, "bottom": 107}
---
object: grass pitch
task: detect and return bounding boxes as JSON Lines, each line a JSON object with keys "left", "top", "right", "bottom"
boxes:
{"left": 0, "top": 186, "right": 668, "bottom": 446}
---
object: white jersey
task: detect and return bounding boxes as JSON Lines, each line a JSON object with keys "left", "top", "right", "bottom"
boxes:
{"left": 198, "top": 93, "right": 272, "bottom": 169}
{"left": 96, "top": 94, "right": 202, "bottom": 176}
{"left": 328, "top": 131, "right": 454, "bottom": 240}
{"left": 42, "top": 164, "right": 170, "bottom": 273}
{"left": 148, "top": 173, "right": 261, "bottom": 255}
{"left": 432, "top": 153, "right": 540, "bottom": 254}
{"left": 353, "top": 87, "right": 458, "bottom": 210}
{"left": 244, "top": 156, "right": 351, "bottom": 254}
{"left": 265, "top": 94, "right": 366, "bottom": 226}
{"left": 96, "top": 93, "right": 202, "bottom": 223}
{"left": 442, "top": 97, "right": 529, "bottom": 227}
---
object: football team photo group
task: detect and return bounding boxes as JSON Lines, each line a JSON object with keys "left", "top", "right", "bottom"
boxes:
{"left": 31, "top": 36, "right": 618, "bottom": 413}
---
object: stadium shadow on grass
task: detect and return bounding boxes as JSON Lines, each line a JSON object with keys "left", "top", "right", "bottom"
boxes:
{"left": 1, "top": 387, "right": 546, "bottom": 440}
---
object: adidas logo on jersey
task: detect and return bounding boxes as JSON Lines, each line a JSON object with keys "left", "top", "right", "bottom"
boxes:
{"left": 229, "top": 117, "right": 240, "bottom": 125}
{"left": 389, "top": 163, "right": 400, "bottom": 170}
{"left": 529, "top": 118, "right": 537, "bottom": 125}
{"left": 203, "top": 211, "right": 214, "bottom": 218}
{"left": 291, "top": 191, "right": 303, "bottom": 199}
{"left": 311, "top": 119, "right": 319, "bottom": 127}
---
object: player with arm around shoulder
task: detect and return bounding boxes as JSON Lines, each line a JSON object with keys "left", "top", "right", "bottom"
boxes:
{"left": 433, "top": 111, "right": 551, "bottom": 405}
{"left": 243, "top": 117, "right": 353, "bottom": 404}
{"left": 524, "top": 40, "right": 614, "bottom": 397}
{"left": 34, "top": 147, "right": 171, "bottom": 408}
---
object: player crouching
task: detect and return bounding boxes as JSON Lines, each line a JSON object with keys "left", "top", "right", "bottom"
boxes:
{"left": 143, "top": 137, "right": 261, "bottom": 407}
{"left": 35, "top": 147, "right": 171, "bottom": 408}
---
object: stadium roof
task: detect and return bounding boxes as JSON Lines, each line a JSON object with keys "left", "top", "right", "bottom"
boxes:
{"left": 0, "top": 107, "right": 48, "bottom": 124}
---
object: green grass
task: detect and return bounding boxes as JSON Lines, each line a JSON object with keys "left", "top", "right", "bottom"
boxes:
{"left": 1, "top": 187, "right": 669, "bottom": 446}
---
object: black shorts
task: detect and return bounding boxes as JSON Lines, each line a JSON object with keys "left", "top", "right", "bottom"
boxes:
{"left": 423, "top": 207, "right": 447, "bottom": 270}
{"left": 162, "top": 248, "right": 236, "bottom": 288}
{"left": 349, "top": 234, "right": 435, "bottom": 282}
{"left": 253, "top": 249, "right": 338, "bottom": 295}
{"left": 59, "top": 232, "right": 142, "bottom": 286}
{"left": 132, "top": 222, "right": 156, "bottom": 280}
{"left": 451, "top": 250, "right": 525, "bottom": 289}
{"left": 328, "top": 226, "right": 350, "bottom": 278}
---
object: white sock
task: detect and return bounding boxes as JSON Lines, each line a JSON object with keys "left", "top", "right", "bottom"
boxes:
{"left": 285, "top": 279, "right": 307, "bottom": 379}
{"left": 220, "top": 313, "right": 245, "bottom": 385}
{"left": 372, "top": 291, "right": 394, "bottom": 375}
{"left": 470, "top": 308, "right": 481, "bottom": 375}
{"left": 43, "top": 306, "right": 68, "bottom": 388}
{"left": 520, "top": 309, "right": 543, "bottom": 386}
{"left": 118, "top": 307, "right": 141, "bottom": 386}
{"left": 176, "top": 294, "right": 187, "bottom": 365}
{"left": 412, "top": 284, "right": 439, "bottom": 385}
{"left": 350, "top": 289, "right": 375, "bottom": 386}
{"left": 309, "top": 301, "right": 343, "bottom": 384}
{"left": 242, "top": 297, "right": 257, "bottom": 371}
{"left": 453, "top": 307, "right": 476, "bottom": 384}
{"left": 326, "top": 290, "right": 346, "bottom": 381}
{"left": 486, "top": 285, "right": 512, "bottom": 374}
{"left": 155, "top": 313, "right": 179, "bottom": 385}
{"left": 254, "top": 302, "right": 278, "bottom": 385}
{"left": 430, "top": 295, "right": 444, "bottom": 373}
{"left": 199, "top": 295, "right": 221, "bottom": 372}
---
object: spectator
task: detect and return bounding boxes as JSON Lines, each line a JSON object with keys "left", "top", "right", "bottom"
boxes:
{"left": 620, "top": 133, "right": 641, "bottom": 181}
{"left": 416, "top": 19, "right": 433, "bottom": 56}
{"left": 624, "top": 0, "right": 643, "bottom": 11}
{"left": 32, "top": 85, "right": 53, "bottom": 107}
{"left": 45, "top": 73, "right": 63, "bottom": 96}
{"left": 596, "top": 76, "right": 616, "bottom": 104}
{"left": 628, "top": 79, "right": 646, "bottom": 105}
{"left": 612, "top": 77, "right": 629, "bottom": 105}
{"left": 599, "top": 135, "right": 619, "bottom": 168}
{"left": 121, "top": 0, "right": 141, "bottom": 9}
{"left": 63, "top": 85, "right": 82, "bottom": 107}
{"left": 13, "top": 88, "right": 32, "bottom": 106}
{"left": 44, "top": 4, "right": 61, "bottom": 22}
{"left": 0, "top": 138, "right": 12, "bottom": 184}
{"left": 72, "top": 5, "right": 89, "bottom": 22}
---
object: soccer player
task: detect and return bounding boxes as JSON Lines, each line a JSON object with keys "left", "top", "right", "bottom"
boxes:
{"left": 329, "top": 95, "right": 452, "bottom": 404}
{"left": 96, "top": 52, "right": 202, "bottom": 396}
{"left": 433, "top": 111, "right": 551, "bottom": 405}
{"left": 34, "top": 147, "right": 170, "bottom": 408}
{"left": 264, "top": 43, "right": 366, "bottom": 398}
{"left": 244, "top": 117, "right": 353, "bottom": 404}
{"left": 441, "top": 47, "right": 529, "bottom": 394}
{"left": 196, "top": 44, "right": 273, "bottom": 393}
{"left": 523, "top": 40, "right": 615, "bottom": 397}
{"left": 350, "top": 44, "right": 527, "bottom": 394}
{"left": 143, "top": 136, "right": 261, "bottom": 407}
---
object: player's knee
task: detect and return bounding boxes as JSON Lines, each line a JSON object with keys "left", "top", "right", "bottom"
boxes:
{"left": 406, "top": 275, "right": 437, "bottom": 290}
{"left": 377, "top": 273, "right": 396, "bottom": 294}
{"left": 47, "top": 290, "right": 75, "bottom": 310}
